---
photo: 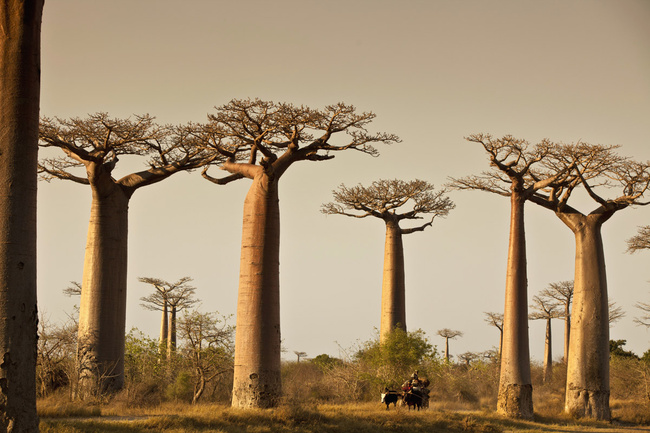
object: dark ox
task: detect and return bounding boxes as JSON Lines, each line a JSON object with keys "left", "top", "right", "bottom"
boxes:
{"left": 380, "top": 389, "right": 401, "bottom": 410}
{"left": 403, "top": 388, "right": 424, "bottom": 411}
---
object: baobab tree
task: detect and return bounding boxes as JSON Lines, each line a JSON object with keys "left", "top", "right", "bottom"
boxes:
{"left": 139, "top": 277, "right": 197, "bottom": 358}
{"left": 0, "top": 0, "right": 44, "bottom": 430}
{"left": 634, "top": 299, "right": 650, "bottom": 328}
{"left": 449, "top": 134, "right": 577, "bottom": 419}
{"left": 627, "top": 226, "right": 650, "bottom": 253}
{"left": 196, "top": 99, "right": 398, "bottom": 408}
{"left": 529, "top": 142, "right": 650, "bottom": 420}
{"left": 437, "top": 328, "right": 463, "bottom": 363}
{"left": 538, "top": 281, "right": 573, "bottom": 363}
{"left": 529, "top": 294, "right": 560, "bottom": 384}
{"left": 38, "top": 115, "right": 212, "bottom": 397}
{"left": 608, "top": 300, "right": 625, "bottom": 325}
{"left": 322, "top": 179, "right": 454, "bottom": 343}
{"left": 484, "top": 312, "right": 504, "bottom": 359}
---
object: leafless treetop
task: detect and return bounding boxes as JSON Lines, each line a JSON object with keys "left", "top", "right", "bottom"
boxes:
{"left": 448, "top": 134, "right": 577, "bottom": 197}
{"left": 437, "top": 328, "right": 463, "bottom": 339}
{"left": 627, "top": 226, "right": 650, "bottom": 253}
{"left": 139, "top": 276, "right": 198, "bottom": 311}
{"left": 197, "top": 99, "right": 400, "bottom": 184}
{"left": 529, "top": 294, "right": 561, "bottom": 321}
{"left": 484, "top": 312, "right": 504, "bottom": 331}
{"left": 39, "top": 113, "right": 214, "bottom": 192}
{"left": 321, "top": 179, "right": 455, "bottom": 233}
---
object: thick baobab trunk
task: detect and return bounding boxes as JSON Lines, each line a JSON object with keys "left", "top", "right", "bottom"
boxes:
{"left": 167, "top": 306, "right": 176, "bottom": 359}
{"left": 231, "top": 174, "right": 282, "bottom": 409}
{"left": 159, "top": 300, "right": 168, "bottom": 358}
{"left": 543, "top": 318, "right": 552, "bottom": 384}
{"left": 77, "top": 189, "right": 130, "bottom": 398}
{"left": 379, "top": 220, "right": 406, "bottom": 343}
{"left": 497, "top": 193, "right": 533, "bottom": 419}
{"left": 563, "top": 216, "right": 610, "bottom": 420}
{"left": 0, "top": 1, "right": 43, "bottom": 430}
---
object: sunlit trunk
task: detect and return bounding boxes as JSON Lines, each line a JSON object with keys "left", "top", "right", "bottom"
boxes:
{"left": 497, "top": 193, "right": 533, "bottom": 419}
{"left": 563, "top": 305, "right": 570, "bottom": 364}
{"left": 0, "top": 1, "right": 43, "bottom": 429}
{"left": 563, "top": 216, "right": 610, "bottom": 420}
{"left": 231, "top": 173, "right": 282, "bottom": 408}
{"left": 77, "top": 189, "right": 129, "bottom": 397}
{"left": 444, "top": 337, "right": 450, "bottom": 362}
{"left": 159, "top": 300, "right": 168, "bottom": 358}
{"left": 379, "top": 220, "right": 406, "bottom": 343}
{"left": 543, "top": 318, "right": 552, "bottom": 384}
{"left": 167, "top": 306, "right": 177, "bottom": 359}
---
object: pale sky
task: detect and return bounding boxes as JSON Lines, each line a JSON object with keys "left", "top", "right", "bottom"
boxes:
{"left": 38, "top": 1, "right": 650, "bottom": 363}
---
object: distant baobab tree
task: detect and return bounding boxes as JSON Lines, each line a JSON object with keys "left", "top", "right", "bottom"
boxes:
{"left": 484, "top": 312, "right": 504, "bottom": 359}
{"left": 294, "top": 351, "right": 308, "bottom": 363}
{"left": 437, "top": 328, "right": 463, "bottom": 363}
{"left": 627, "top": 226, "right": 650, "bottom": 253}
{"left": 634, "top": 298, "right": 650, "bottom": 328}
{"left": 458, "top": 352, "right": 479, "bottom": 366}
{"left": 529, "top": 142, "right": 650, "bottom": 420}
{"left": 38, "top": 114, "right": 213, "bottom": 397}
{"left": 196, "top": 98, "right": 398, "bottom": 408}
{"left": 139, "top": 277, "right": 198, "bottom": 358}
{"left": 529, "top": 294, "right": 561, "bottom": 384}
{"left": 0, "top": 1, "right": 44, "bottom": 429}
{"left": 608, "top": 300, "right": 625, "bottom": 325}
{"left": 538, "top": 281, "right": 573, "bottom": 363}
{"left": 449, "top": 134, "right": 577, "bottom": 419}
{"left": 322, "top": 179, "right": 454, "bottom": 343}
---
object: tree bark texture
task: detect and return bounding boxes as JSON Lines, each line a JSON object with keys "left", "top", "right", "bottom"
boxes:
{"left": 77, "top": 188, "right": 129, "bottom": 398}
{"left": 159, "top": 301, "right": 168, "bottom": 358}
{"left": 543, "top": 318, "right": 552, "bottom": 384}
{"left": 379, "top": 221, "right": 406, "bottom": 343}
{"left": 231, "top": 174, "right": 282, "bottom": 409}
{"left": 0, "top": 1, "right": 43, "bottom": 430}
{"left": 563, "top": 306, "right": 570, "bottom": 364}
{"left": 561, "top": 215, "right": 610, "bottom": 420}
{"left": 444, "top": 337, "right": 450, "bottom": 363}
{"left": 497, "top": 193, "right": 533, "bottom": 419}
{"left": 167, "top": 307, "right": 176, "bottom": 359}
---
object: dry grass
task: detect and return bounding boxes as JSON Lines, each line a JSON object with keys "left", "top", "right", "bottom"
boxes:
{"left": 38, "top": 400, "right": 650, "bottom": 433}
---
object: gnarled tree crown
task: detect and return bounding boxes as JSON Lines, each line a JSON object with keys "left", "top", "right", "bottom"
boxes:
{"left": 139, "top": 276, "right": 198, "bottom": 311}
{"left": 38, "top": 113, "right": 215, "bottom": 192}
{"left": 448, "top": 134, "right": 578, "bottom": 197}
{"left": 196, "top": 98, "right": 400, "bottom": 185}
{"left": 627, "top": 226, "right": 650, "bottom": 253}
{"left": 321, "top": 179, "right": 455, "bottom": 233}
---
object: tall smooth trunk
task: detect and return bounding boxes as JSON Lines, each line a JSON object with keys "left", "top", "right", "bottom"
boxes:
{"left": 159, "top": 300, "right": 168, "bottom": 358}
{"left": 497, "top": 193, "right": 533, "bottom": 419}
{"left": 444, "top": 337, "right": 450, "bottom": 363}
{"left": 231, "top": 174, "right": 281, "bottom": 408}
{"left": 563, "top": 306, "right": 570, "bottom": 364}
{"left": 77, "top": 190, "right": 129, "bottom": 397}
{"left": 543, "top": 318, "right": 552, "bottom": 384}
{"left": 563, "top": 217, "right": 610, "bottom": 420}
{"left": 0, "top": 1, "right": 43, "bottom": 430}
{"left": 167, "top": 306, "right": 176, "bottom": 359}
{"left": 379, "top": 221, "right": 406, "bottom": 343}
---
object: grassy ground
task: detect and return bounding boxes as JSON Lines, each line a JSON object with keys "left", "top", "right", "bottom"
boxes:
{"left": 37, "top": 400, "right": 650, "bottom": 433}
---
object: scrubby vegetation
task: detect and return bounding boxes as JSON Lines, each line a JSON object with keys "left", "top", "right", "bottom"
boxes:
{"left": 37, "top": 326, "right": 650, "bottom": 431}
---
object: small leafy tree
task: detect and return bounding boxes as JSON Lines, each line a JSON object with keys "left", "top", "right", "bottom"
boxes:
{"left": 355, "top": 328, "right": 436, "bottom": 389}
{"left": 176, "top": 310, "right": 234, "bottom": 404}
